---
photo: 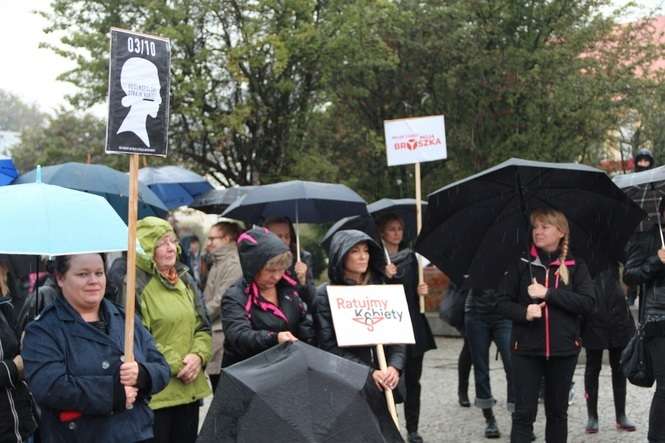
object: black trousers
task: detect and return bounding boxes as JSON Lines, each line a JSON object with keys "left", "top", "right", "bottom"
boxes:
{"left": 149, "top": 401, "right": 200, "bottom": 443}
{"left": 209, "top": 373, "right": 221, "bottom": 394}
{"left": 510, "top": 353, "right": 578, "bottom": 443}
{"left": 458, "top": 333, "right": 472, "bottom": 394}
{"left": 404, "top": 354, "right": 425, "bottom": 433}
{"left": 583, "top": 347, "right": 626, "bottom": 420}
{"left": 646, "top": 335, "right": 665, "bottom": 443}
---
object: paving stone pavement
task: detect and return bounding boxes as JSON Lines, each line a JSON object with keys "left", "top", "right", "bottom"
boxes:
{"left": 200, "top": 336, "right": 655, "bottom": 442}
{"left": 409, "top": 337, "right": 653, "bottom": 443}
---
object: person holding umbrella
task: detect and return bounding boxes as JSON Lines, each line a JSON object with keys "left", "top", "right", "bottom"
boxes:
{"left": 314, "top": 230, "right": 406, "bottom": 420}
{"left": 221, "top": 227, "right": 315, "bottom": 368}
{"left": 497, "top": 208, "right": 594, "bottom": 443}
{"left": 377, "top": 214, "right": 435, "bottom": 443}
{"left": 134, "top": 217, "right": 212, "bottom": 443}
{"left": 623, "top": 198, "right": 665, "bottom": 443}
{"left": 264, "top": 216, "right": 317, "bottom": 306}
{"left": 22, "top": 253, "right": 170, "bottom": 443}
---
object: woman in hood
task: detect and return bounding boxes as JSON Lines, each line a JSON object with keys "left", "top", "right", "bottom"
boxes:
{"left": 264, "top": 216, "right": 317, "bottom": 306}
{"left": 497, "top": 208, "right": 594, "bottom": 443}
{"left": 133, "top": 217, "right": 212, "bottom": 443}
{"left": 314, "top": 229, "right": 406, "bottom": 395}
{"left": 377, "top": 214, "right": 435, "bottom": 443}
{"left": 221, "top": 227, "right": 314, "bottom": 367}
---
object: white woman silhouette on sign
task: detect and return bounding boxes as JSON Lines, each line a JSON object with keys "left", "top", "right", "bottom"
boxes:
{"left": 116, "top": 57, "right": 162, "bottom": 147}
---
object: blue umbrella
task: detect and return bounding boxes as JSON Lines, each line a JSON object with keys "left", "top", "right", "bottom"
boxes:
{"left": 138, "top": 165, "right": 213, "bottom": 209}
{"left": 0, "top": 155, "right": 18, "bottom": 185}
{"left": 15, "top": 162, "right": 168, "bottom": 223}
{"left": 0, "top": 172, "right": 128, "bottom": 255}
{"left": 190, "top": 185, "right": 256, "bottom": 214}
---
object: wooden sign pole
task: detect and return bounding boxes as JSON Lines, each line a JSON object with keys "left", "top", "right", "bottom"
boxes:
{"left": 376, "top": 344, "right": 399, "bottom": 429}
{"left": 123, "top": 154, "right": 140, "bottom": 361}
{"left": 415, "top": 162, "right": 425, "bottom": 313}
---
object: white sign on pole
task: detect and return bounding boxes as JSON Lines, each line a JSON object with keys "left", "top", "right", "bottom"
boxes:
{"left": 327, "top": 285, "right": 415, "bottom": 347}
{"left": 384, "top": 115, "right": 447, "bottom": 166}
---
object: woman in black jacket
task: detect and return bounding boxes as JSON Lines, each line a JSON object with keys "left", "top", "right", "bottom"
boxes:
{"left": 623, "top": 217, "right": 665, "bottom": 443}
{"left": 378, "top": 214, "right": 435, "bottom": 443}
{"left": 221, "top": 227, "right": 315, "bottom": 368}
{"left": 497, "top": 208, "right": 594, "bottom": 443}
{"left": 314, "top": 230, "right": 406, "bottom": 395}
{"left": 0, "top": 262, "right": 37, "bottom": 443}
{"left": 581, "top": 266, "right": 636, "bottom": 433}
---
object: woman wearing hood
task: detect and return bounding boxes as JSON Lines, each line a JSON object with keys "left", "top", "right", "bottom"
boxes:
{"left": 264, "top": 216, "right": 317, "bottom": 306}
{"left": 377, "top": 214, "right": 436, "bottom": 443}
{"left": 133, "top": 217, "right": 212, "bottom": 443}
{"left": 314, "top": 230, "right": 406, "bottom": 397}
{"left": 221, "top": 227, "right": 315, "bottom": 367}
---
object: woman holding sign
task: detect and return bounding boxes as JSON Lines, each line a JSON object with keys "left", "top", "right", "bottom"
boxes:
{"left": 378, "top": 214, "right": 435, "bottom": 443}
{"left": 221, "top": 227, "right": 315, "bottom": 367}
{"left": 22, "top": 253, "right": 170, "bottom": 443}
{"left": 497, "top": 208, "right": 594, "bottom": 443}
{"left": 314, "top": 230, "right": 406, "bottom": 420}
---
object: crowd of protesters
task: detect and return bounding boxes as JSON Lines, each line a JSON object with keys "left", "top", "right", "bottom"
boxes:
{"left": 1, "top": 152, "right": 663, "bottom": 443}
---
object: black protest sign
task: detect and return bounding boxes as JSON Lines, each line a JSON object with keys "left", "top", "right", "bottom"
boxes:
{"left": 106, "top": 28, "right": 171, "bottom": 157}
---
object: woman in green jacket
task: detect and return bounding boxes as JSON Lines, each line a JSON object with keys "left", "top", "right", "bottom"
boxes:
{"left": 134, "top": 217, "right": 212, "bottom": 443}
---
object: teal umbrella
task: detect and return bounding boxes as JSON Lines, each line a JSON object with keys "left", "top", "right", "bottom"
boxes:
{"left": 0, "top": 170, "right": 128, "bottom": 255}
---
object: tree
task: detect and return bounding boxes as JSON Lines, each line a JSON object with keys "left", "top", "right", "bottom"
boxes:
{"left": 0, "top": 89, "right": 46, "bottom": 132}
{"left": 41, "top": 0, "right": 327, "bottom": 186}
{"left": 10, "top": 109, "right": 133, "bottom": 173}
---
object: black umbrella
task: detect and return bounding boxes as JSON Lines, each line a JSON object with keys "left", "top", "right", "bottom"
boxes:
{"left": 222, "top": 180, "right": 368, "bottom": 260}
{"left": 416, "top": 158, "right": 645, "bottom": 288}
{"left": 612, "top": 165, "right": 665, "bottom": 232}
{"left": 368, "top": 198, "right": 427, "bottom": 242}
{"left": 197, "top": 341, "right": 403, "bottom": 443}
{"left": 190, "top": 186, "right": 256, "bottom": 214}
{"left": 320, "top": 215, "right": 378, "bottom": 254}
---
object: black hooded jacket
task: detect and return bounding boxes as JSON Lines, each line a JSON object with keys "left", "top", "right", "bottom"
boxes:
{"left": 314, "top": 230, "right": 406, "bottom": 371}
{"left": 0, "top": 297, "right": 37, "bottom": 443}
{"left": 497, "top": 247, "right": 594, "bottom": 357}
{"left": 221, "top": 228, "right": 314, "bottom": 368}
{"left": 388, "top": 249, "right": 436, "bottom": 357}
{"left": 582, "top": 266, "right": 635, "bottom": 350}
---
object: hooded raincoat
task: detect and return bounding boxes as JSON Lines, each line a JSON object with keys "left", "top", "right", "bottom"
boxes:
{"left": 221, "top": 228, "right": 314, "bottom": 368}
{"left": 133, "top": 217, "right": 212, "bottom": 410}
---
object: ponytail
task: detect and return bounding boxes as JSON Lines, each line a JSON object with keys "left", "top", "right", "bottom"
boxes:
{"left": 558, "top": 234, "right": 570, "bottom": 285}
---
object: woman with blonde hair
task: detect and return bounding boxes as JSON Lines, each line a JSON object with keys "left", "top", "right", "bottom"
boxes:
{"left": 497, "top": 208, "right": 594, "bottom": 443}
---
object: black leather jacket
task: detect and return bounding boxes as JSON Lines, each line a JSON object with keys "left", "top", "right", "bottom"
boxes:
{"left": 623, "top": 227, "right": 665, "bottom": 318}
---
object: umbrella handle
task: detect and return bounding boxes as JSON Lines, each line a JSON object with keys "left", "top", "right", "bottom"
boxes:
{"left": 657, "top": 197, "right": 665, "bottom": 249}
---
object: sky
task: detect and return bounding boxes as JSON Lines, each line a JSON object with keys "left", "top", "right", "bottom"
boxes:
{"left": 0, "top": 0, "right": 663, "bottom": 117}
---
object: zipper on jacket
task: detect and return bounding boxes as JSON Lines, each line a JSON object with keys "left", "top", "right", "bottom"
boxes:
{"left": 544, "top": 270, "right": 551, "bottom": 360}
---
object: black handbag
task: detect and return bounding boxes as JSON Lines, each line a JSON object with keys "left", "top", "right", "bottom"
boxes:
{"left": 620, "top": 290, "right": 655, "bottom": 388}
{"left": 439, "top": 284, "right": 467, "bottom": 330}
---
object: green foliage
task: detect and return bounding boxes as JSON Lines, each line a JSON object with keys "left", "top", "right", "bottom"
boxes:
{"left": 10, "top": 110, "right": 129, "bottom": 173}
{"left": 0, "top": 89, "right": 46, "bottom": 132}
{"left": 38, "top": 0, "right": 665, "bottom": 196}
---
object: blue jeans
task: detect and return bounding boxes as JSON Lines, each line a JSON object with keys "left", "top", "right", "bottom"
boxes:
{"left": 465, "top": 312, "right": 514, "bottom": 410}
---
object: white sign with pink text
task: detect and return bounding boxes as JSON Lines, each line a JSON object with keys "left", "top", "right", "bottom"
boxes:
{"left": 384, "top": 115, "right": 447, "bottom": 166}
{"left": 327, "top": 285, "right": 415, "bottom": 347}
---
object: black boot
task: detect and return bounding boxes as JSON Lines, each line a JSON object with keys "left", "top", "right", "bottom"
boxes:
{"left": 482, "top": 408, "right": 501, "bottom": 439}
{"left": 458, "top": 390, "right": 470, "bottom": 408}
{"left": 585, "top": 379, "right": 599, "bottom": 434}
